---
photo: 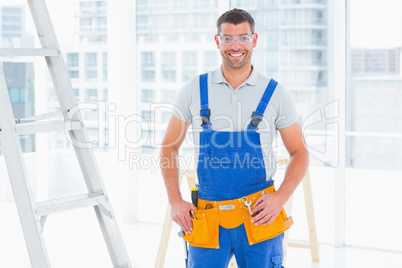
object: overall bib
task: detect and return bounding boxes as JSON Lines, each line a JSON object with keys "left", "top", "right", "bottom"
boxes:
{"left": 186, "top": 73, "right": 288, "bottom": 268}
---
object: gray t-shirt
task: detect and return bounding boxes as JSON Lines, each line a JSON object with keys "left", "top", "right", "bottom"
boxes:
{"left": 173, "top": 66, "right": 298, "bottom": 179}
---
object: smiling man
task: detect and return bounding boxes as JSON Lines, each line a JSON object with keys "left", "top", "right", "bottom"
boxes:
{"left": 161, "top": 8, "right": 309, "bottom": 268}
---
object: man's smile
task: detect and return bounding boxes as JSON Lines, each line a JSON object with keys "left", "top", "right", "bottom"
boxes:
{"left": 229, "top": 52, "right": 245, "bottom": 58}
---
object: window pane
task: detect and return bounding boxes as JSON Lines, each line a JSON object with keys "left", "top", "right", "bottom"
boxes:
{"left": 85, "top": 53, "right": 97, "bottom": 80}
{"left": 141, "top": 89, "right": 154, "bottom": 103}
{"left": 182, "top": 51, "right": 197, "bottom": 82}
{"left": 141, "top": 52, "right": 155, "bottom": 82}
{"left": 346, "top": 0, "right": 402, "bottom": 251}
{"left": 161, "top": 89, "right": 176, "bottom": 103}
{"left": 85, "top": 88, "right": 98, "bottom": 101}
{"left": 67, "top": 53, "right": 79, "bottom": 67}
{"left": 161, "top": 52, "right": 176, "bottom": 82}
{"left": 85, "top": 53, "right": 97, "bottom": 67}
{"left": 103, "top": 52, "right": 108, "bottom": 81}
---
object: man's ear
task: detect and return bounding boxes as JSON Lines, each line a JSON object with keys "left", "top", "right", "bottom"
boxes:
{"left": 215, "top": 35, "right": 220, "bottom": 49}
{"left": 253, "top": 33, "right": 258, "bottom": 48}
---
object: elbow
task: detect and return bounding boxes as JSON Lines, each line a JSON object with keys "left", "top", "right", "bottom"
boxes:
{"left": 300, "top": 145, "right": 309, "bottom": 164}
{"left": 305, "top": 147, "right": 310, "bottom": 167}
{"left": 160, "top": 144, "right": 179, "bottom": 158}
{"left": 290, "top": 145, "right": 309, "bottom": 167}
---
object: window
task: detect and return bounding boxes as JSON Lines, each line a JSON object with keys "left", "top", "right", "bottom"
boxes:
{"left": 141, "top": 71, "right": 155, "bottom": 82}
{"left": 102, "top": 89, "right": 108, "bottom": 101}
{"left": 103, "top": 53, "right": 108, "bottom": 81}
{"left": 141, "top": 52, "right": 155, "bottom": 82}
{"left": 8, "top": 87, "right": 28, "bottom": 103}
{"left": 67, "top": 53, "right": 79, "bottom": 79}
{"left": 161, "top": 111, "right": 171, "bottom": 122}
{"left": 203, "top": 51, "right": 219, "bottom": 73}
{"left": 98, "top": 17, "right": 107, "bottom": 32}
{"left": 345, "top": 0, "right": 402, "bottom": 252}
{"left": 85, "top": 53, "right": 97, "bottom": 67}
{"left": 141, "top": 89, "right": 154, "bottom": 103}
{"left": 161, "top": 90, "right": 176, "bottom": 103}
{"left": 69, "top": 70, "right": 79, "bottom": 79}
{"left": 85, "top": 89, "right": 98, "bottom": 101}
{"left": 86, "top": 70, "right": 97, "bottom": 80}
{"left": 141, "top": 110, "right": 152, "bottom": 122}
{"left": 73, "top": 88, "right": 80, "bottom": 100}
{"left": 67, "top": 53, "right": 79, "bottom": 67}
{"left": 85, "top": 53, "right": 97, "bottom": 80}
{"left": 161, "top": 52, "right": 176, "bottom": 82}
{"left": 182, "top": 51, "right": 197, "bottom": 82}
{"left": 137, "top": 16, "right": 149, "bottom": 31}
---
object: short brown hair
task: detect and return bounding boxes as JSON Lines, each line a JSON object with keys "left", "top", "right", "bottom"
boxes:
{"left": 216, "top": 8, "right": 255, "bottom": 34}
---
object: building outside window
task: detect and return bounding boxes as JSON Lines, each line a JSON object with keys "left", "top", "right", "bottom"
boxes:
{"left": 141, "top": 52, "right": 155, "bottom": 82}
{"left": 182, "top": 51, "right": 197, "bottom": 82}
{"left": 67, "top": 53, "right": 79, "bottom": 79}
{"left": 141, "top": 89, "right": 154, "bottom": 103}
{"left": 161, "top": 51, "right": 176, "bottom": 82}
{"left": 85, "top": 52, "right": 97, "bottom": 80}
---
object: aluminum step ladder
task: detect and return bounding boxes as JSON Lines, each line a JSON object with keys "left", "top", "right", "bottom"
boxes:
{"left": 0, "top": 0, "right": 132, "bottom": 267}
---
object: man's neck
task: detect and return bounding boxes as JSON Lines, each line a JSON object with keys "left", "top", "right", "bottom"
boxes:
{"left": 222, "top": 64, "right": 253, "bottom": 90}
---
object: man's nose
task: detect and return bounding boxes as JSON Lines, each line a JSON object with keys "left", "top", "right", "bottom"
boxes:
{"left": 231, "top": 40, "right": 240, "bottom": 51}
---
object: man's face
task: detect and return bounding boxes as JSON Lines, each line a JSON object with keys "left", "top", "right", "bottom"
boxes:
{"left": 215, "top": 22, "right": 258, "bottom": 70}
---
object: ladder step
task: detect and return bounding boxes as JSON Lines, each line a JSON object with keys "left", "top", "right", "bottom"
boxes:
{"left": 35, "top": 193, "right": 107, "bottom": 216}
{"left": 288, "top": 242, "right": 312, "bottom": 249}
{"left": 0, "top": 48, "right": 59, "bottom": 57}
{"left": 16, "top": 110, "right": 62, "bottom": 122}
{"left": 15, "top": 120, "right": 82, "bottom": 134}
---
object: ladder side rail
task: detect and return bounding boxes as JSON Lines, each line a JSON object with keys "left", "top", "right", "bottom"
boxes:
{"left": 0, "top": 63, "right": 51, "bottom": 267}
{"left": 26, "top": 1, "right": 132, "bottom": 267}
{"left": 26, "top": 0, "right": 105, "bottom": 194}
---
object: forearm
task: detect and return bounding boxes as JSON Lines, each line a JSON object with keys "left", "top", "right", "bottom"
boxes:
{"left": 160, "top": 146, "right": 183, "bottom": 205}
{"left": 276, "top": 148, "right": 309, "bottom": 203}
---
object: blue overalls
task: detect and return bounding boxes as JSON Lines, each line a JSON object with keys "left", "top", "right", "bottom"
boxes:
{"left": 188, "top": 73, "right": 285, "bottom": 268}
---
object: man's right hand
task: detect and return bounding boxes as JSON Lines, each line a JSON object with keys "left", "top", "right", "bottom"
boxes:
{"left": 170, "top": 199, "right": 197, "bottom": 235}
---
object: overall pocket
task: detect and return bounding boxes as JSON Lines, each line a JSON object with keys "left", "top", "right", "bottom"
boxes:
{"left": 270, "top": 248, "right": 284, "bottom": 268}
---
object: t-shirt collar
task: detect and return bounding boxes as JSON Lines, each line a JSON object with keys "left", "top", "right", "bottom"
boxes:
{"left": 211, "top": 65, "right": 258, "bottom": 86}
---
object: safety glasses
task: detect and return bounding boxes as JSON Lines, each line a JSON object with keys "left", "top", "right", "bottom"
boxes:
{"left": 217, "top": 33, "right": 255, "bottom": 45}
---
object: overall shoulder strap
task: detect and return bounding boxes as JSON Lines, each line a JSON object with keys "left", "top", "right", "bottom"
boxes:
{"left": 247, "top": 78, "right": 278, "bottom": 131}
{"left": 199, "top": 73, "right": 211, "bottom": 130}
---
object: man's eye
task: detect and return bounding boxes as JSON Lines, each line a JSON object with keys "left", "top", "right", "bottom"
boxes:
{"left": 223, "top": 37, "right": 233, "bottom": 42}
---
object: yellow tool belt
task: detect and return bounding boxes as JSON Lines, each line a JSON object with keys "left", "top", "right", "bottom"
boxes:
{"left": 183, "top": 185, "right": 293, "bottom": 249}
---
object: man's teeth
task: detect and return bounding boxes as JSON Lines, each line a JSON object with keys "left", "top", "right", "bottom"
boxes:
{"left": 230, "top": 53, "right": 243, "bottom": 57}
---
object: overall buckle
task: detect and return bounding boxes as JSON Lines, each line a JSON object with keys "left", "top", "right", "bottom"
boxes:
{"left": 200, "top": 109, "right": 211, "bottom": 126}
{"left": 248, "top": 111, "right": 263, "bottom": 129}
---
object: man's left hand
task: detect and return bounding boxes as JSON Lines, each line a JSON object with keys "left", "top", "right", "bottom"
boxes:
{"left": 250, "top": 192, "right": 286, "bottom": 226}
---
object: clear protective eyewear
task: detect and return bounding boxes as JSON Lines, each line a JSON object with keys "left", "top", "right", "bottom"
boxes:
{"left": 217, "top": 33, "right": 255, "bottom": 46}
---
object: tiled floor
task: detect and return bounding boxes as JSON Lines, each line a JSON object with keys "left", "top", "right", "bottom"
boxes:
{"left": 1, "top": 204, "right": 401, "bottom": 267}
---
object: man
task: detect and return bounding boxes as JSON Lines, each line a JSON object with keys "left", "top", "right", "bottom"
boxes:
{"left": 160, "top": 8, "right": 309, "bottom": 268}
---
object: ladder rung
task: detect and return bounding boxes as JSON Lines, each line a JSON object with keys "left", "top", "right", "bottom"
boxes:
{"left": 288, "top": 242, "right": 312, "bottom": 249}
{"left": 15, "top": 120, "right": 82, "bottom": 134}
{"left": 35, "top": 193, "right": 107, "bottom": 216}
{"left": 0, "top": 48, "right": 59, "bottom": 57}
{"left": 16, "top": 110, "right": 62, "bottom": 122}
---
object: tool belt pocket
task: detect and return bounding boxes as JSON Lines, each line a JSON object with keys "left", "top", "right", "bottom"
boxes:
{"left": 183, "top": 209, "right": 219, "bottom": 249}
{"left": 242, "top": 207, "right": 293, "bottom": 245}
